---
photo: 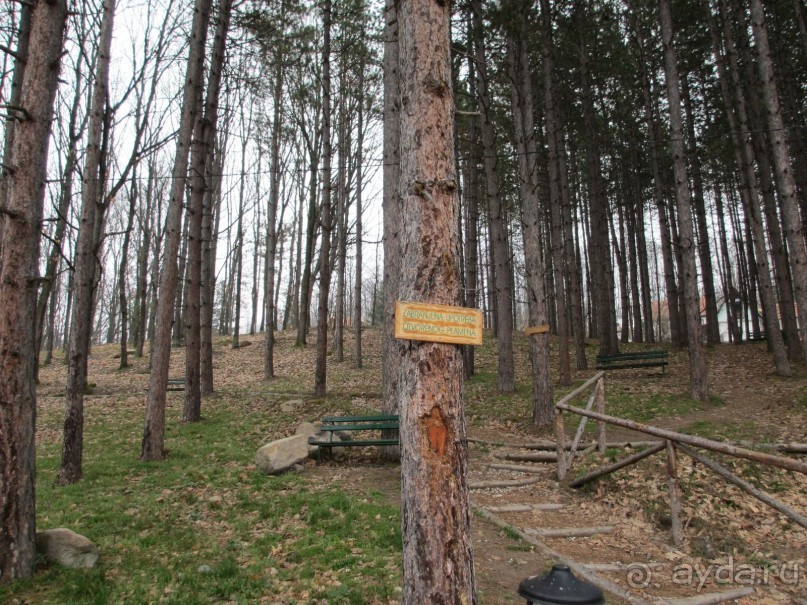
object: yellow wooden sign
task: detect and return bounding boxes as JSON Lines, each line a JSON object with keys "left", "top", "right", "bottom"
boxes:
{"left": 394, "top": 301, "right": 483, "bottom": 346}
{"left": 525, "top": 324, "right": 550, "bottom": 336}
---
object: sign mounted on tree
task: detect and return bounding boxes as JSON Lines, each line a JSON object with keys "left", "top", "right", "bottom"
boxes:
{"left": 395, "top": 301, "right": 483, "bottom": 346}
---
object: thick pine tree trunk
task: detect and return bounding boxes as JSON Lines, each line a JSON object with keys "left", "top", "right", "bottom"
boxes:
{"left": 0, "top": 0, "right": 67, "bottom": 581}
{"left": 142, "top": 0, "right": 212, "bottom": 461}
{"left": 659, "top": 0, "right": 708, "bottom": 401}
{"left": 397, "top": 0, "right": 476, "bottom": 598}
{"left": 382, "top": 0, "right": 402, "bottom": 420}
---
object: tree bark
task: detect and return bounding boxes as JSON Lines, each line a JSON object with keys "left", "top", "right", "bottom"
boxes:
{"left": 750, "top": 0, "right": 807, "bottom": 363}
{"left": 314, "top": 0, "right": 333, "bottom": 397}
{"left": 118, "top": 176, "right": 138, "bottom": 370}
{"left": 0, "top": 0, "right": 67, "bottom": 581}
{"left": 540, "top": 0, "right": 571, "bottom": 385}
{"left": 659, "top": 0, "right": 708, "bottom": 400}
{"left": 185, "top": 0, "right": 230, "bottom": 420}
{"left": 708, "top": 3, "right": 791, "bottom": 373}
{"left": 264, "top": 32, "right": 284, "bottom": 379}
{"left": 142, "top": 0, "right": 212, "bottom": 461}
{"left": 471, "top": 0, "right": 515, "bottom": 392}
{"left": 382, "top": 0, "right": 401, "bottom": 419}
{"left": 507, "top": 0, "right": 553, "bottom": 428}
{"left": 354, "top": 73, "right": 366, "bottom": 369}
{"left": 60, "top": 0, "right": 117, "bottom": 485}
{"left": 397, "top": 0, "right": 476, "bottom": 597}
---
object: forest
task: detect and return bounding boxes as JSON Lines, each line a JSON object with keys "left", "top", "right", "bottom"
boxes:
{"left": 1, "top": 0, "right": 806, "bottom": 599}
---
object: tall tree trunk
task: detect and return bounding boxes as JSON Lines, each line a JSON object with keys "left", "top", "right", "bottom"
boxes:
{"left": 314, "top": 0, "right": 333, "bottom": 397}
{"left": 508, "top": 0, "right": 553, "bottom": 427}
{"left": 462, "top": 27, "right": 480, "bottom": 380}
{"left": 708, "top": 3, "right": 791, "bottom": 372}
{"left": 185, "top": 0, "right": 230, "bottom": 419}
{"left": 118, "top": 175, "right": 138, "bottom": 369}
{"left": 334, "top": 85, "right": 348, "bottom": 363}
{"left": 133, "top": 164, "right": 153, "bottom": 358}
{"left": 142, "top": 0, "right": 213, "bottom": 461}
{"left": 265, "top": 44, "right": 284, "bottom": 379}
{"left": 577, "top": 8, "right": 617, "bottom": 354}
{"left": 172, "top": 218, "right": 188, "bottom": 347}
{"left": 60, "top": 0, "right": 117, "bottom": 485}
{"left": 659, "top": 0, "right": 708, "bottom": 400}
{"left": 750, "top": 0, "right": 807, "bottom": 363}
{"left": 201, "top": 141, "right": 223, "bottom": 394}
{"left": 633, "top": 19, "right": 683, "bottom": 345}
{"left": 681, "top": 73, "right": 720, "bottom": 346}
{"left": 381, "top": 0, "right": 402, "bottom": 458}
{"left": 472, "top": 0, "right": 515, "bottom": 392}
{"left": 540, "top": 0, "right": 571, "bottom": 385}
{"left": 354, "top": 77, "right": 366, "bottom": 369}
{"left": 0, "top": 0, "right": 66, "bottom": 581}
{"left": 397, "top": 0, "right": 476, "bottom": 597}
{"left": 731, "top": 5, "right": 801, "bottom": 360}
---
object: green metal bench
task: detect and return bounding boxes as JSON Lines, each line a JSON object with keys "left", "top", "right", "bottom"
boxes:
{"left": 310, "top": 414, "right": 399, "bottom": 462}
{"left": 596, "top": 350, "right": 668, "bottom": 373}
{"left": 167, "top": 378, "right": 185, "bottom": 391}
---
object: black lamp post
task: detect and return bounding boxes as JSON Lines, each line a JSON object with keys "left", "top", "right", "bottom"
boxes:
{"left": 518, "top": 563, "right": 605, "bottom": 605}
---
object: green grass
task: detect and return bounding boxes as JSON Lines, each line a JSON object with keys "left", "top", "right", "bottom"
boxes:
{"left": 604, "top": 392, "right": 723, "bottom": 423}
{"left": 2, "top": 393, "right": 402, "bottom": 604}
{"left": 680, "top": 419, "right": 757, "bottom": 442}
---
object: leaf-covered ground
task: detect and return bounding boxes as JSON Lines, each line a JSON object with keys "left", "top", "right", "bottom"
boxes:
{"left": 2, "top": 329, "right": 805, "bottom": 603}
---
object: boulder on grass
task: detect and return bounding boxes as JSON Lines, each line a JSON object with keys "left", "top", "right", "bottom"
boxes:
{"left": 294, "top": 421, "right": 321, "bottom": 438}
{"left": 256, "top": 435, "right": 309, "bottom": 474}
{"left": 36, "top": 528, "right": 99, "bottom": 569}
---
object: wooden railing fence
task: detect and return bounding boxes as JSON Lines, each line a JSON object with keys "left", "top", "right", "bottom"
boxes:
{"left": 554, "top": 374, "right": 807, "bottom": 546}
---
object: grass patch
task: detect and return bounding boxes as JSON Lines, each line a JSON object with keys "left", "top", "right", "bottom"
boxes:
{"left": 2, "top": 394, "right": 402, "bottom": 604}
{"left": 680, "top": 419, "right": 757, "bottom": 442}
{"left": 605, "top": 392, "right": 723, "bottom": 423}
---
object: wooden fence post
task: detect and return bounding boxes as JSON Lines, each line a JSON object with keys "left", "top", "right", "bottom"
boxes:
{"left": 666, "top": 440, "right": 683, "bottom": 546}
{"left": 555, "top": 410, "right": 568, "bottom": 481}
{"left": 596, "top": 378, "right": 606, "bottom": 454}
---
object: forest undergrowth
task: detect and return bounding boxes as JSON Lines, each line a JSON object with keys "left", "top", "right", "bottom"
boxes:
{"left": 1, "top": 328, "right": 805, "bottom": 604}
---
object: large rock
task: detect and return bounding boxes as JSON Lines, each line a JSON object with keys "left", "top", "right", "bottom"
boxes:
{"left": 294, "top": 421, "right": 321, "bottom": 438}
{"left": 256, "top": 435, "right": 309, "bottom": 474}
{"left": 36, "top": 528, "right": 99, "bottom": 569}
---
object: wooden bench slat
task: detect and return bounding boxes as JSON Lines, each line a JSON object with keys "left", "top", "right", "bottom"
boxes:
{"left": 321, "top": 414, "right": 398, "bottom": 423}
{"left": 314, "top": 414, "right": 400, "bottom": 461}
{"left": 319, "top": 423, "right": 399, "bottom": 432}
{"left": 596, "top": 362, "right": 668, "bottom": 369}
{"left": 310, "top": 439, "right": 400, "bottom": 447}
